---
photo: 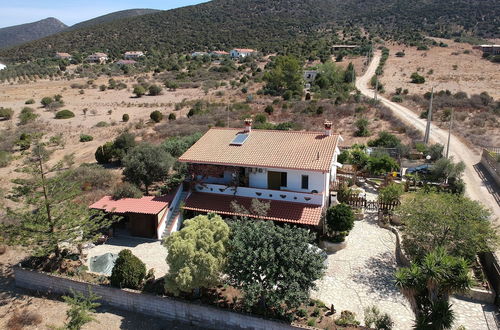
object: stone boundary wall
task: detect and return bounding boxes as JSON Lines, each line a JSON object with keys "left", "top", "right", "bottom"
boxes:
{"left": 481, "top": 149, "right": 500, "bottom": 187}
{"left": 14, "top": 266, "right": 308, "bottom": 330}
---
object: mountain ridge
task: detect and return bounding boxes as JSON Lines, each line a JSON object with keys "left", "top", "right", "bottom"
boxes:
{"left": 1, "top": 0, "right": 498, "bottom": 62}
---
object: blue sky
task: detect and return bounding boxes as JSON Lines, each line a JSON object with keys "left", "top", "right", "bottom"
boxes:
{"left": 0, "top": 0, "right": 208, "bottom": 28}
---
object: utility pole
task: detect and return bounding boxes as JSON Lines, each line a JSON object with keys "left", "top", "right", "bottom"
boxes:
{"left": 423, "top": 87, "right": 434, "bottom": 145}
{"left": 445, "top": 108, "right": 454, "bottom": 158}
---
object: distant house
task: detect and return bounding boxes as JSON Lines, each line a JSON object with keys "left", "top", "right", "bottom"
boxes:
{"left": 191, "top": 51, "right": 208, "bottom": 57}
{"left": 116, "top": 59, "right": 137, "bottom": 66}
{"left": 210, "top": 50, "right": 229, "bottom": 57}
{"left": 331, "top": 45, "right": 358, "bottom": 51}
{"left": 177, "top": 119, "right": 343, "bottom": 230}
{"left": 123, "top": 51, "right": 144, "bottom": 59}
{"left": 304, "top": 70, "right": 318, "bottom": 83}
{"left": 86, "top": 52, "right": 108, "bottom": 63}
{"left": 55, "top": 52, "right": 72, "bottom": 60}
{"left": 473, "top": 45, "right": 500, "bottom": 55}
{"left": 230, "top": 48, "right": 257, "bottom": 59}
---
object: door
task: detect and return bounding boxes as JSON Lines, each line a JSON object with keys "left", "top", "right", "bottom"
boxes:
{"left": 267, "top": 171, "right": 281, "bottom": 190}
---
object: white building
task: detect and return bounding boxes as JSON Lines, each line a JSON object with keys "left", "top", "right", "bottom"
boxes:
{"left": 124, "top": 51, "right": 144, "bottom": 59}
{"left": 191, "top": 51, "right": 208, "bottom": 57}
{"left": 178, "top": 119, "right": 343, "bottom": 229}
{"left": 304, "top": 70, "right": 318, "bottom": 83}
{"left": 55, "top": 52, "right": 72, "bottom": 60}
{"left": 86, "top": 52, "right": 108, "bottom": 63}
{"left": 0, "top": 63, "right": 5, "bottom": 70}
{"left": 230, "top": 48, "right": 257, "bottom": 59}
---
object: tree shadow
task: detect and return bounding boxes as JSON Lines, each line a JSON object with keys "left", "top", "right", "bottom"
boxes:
{"left": 350, "top": 251, "right": 402, "bottom": 299}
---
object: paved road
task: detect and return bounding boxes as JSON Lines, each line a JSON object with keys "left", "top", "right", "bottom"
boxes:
{"left": 356, "top": 52, "right": 500, "bottom": 222}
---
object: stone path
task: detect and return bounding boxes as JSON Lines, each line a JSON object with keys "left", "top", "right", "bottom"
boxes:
{"left": 312, "top": 211, "right": 498, "bottom": 330}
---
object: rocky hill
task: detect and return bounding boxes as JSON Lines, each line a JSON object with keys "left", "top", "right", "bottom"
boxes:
{"left": 0, "top": 18, "right": 67, "bottom": 49}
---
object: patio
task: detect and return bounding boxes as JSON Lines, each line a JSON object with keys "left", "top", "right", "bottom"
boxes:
{"left": 311, "top": 210, "right": 497, "bottom": 329}
{"left": 84, "top": 236, "right": 169, "bottom": 278}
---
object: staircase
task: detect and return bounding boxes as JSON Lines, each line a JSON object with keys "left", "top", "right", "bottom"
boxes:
{"left": 160, "top": 191, "right": 188, "bottom": 239}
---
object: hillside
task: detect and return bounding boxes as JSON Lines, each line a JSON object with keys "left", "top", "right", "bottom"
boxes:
{"left": 0, "top": 18, "right": 67, "bottom": 49}
{"left": 69, "top": 8, "right": 161, "bottom": 30}
{"left": 0, "top": 0, "right": 499, "bottom": 62}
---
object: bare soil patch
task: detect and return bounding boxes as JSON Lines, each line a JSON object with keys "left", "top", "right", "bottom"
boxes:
{"left": 381, "top": 39, "right": 500, "bottom": 99}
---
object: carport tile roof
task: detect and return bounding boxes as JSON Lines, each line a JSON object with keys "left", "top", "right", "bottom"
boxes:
{"left": 90, "top": 195, "right": 173, "bottom": 215}
{"left": 182, "top": 192, "right": 323, "bottom": 226}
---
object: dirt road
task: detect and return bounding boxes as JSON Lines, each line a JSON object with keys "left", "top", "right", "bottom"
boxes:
{"left": 356, "top": 52, "right": 500, "bottom": 222}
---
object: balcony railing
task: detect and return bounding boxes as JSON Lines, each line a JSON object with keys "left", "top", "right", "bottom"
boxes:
{"left": 194, "top": 183, "right": 324, "bottom": 205}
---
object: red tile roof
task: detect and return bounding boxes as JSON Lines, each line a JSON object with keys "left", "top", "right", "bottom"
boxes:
{"left": 183, "top": 192, "right": 323, "bottom": 226}
{"left": 178, "top": 128, "right": 340, "bottom": 172}
{"left": 90, "top": 195, "right": 173, "bottom": 215}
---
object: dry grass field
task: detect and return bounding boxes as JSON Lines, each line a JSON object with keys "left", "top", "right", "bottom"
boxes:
{"left": 381, "top": 38, "right": 500, "bottom": 99}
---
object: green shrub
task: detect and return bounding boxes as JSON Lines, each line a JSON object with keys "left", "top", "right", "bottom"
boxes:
{"left": 364, "top": 306, "right": 394, "bottom": 330}
{"left": 41, "top": 96, "right": 54, "bottom": 107}
{"left": 355, "top": 117, "right": 370, "bottom": 137}
{"left": 95, "top": 121, "right": 109, "bottom": 127}
{"left": 133, "top": 85, "right": 146, "bottom": 97}
{"left": 336, "top": 310, "right": 360, "bottom": 326}
{"left": 150, "top": 110, "right": 163, "bottom": 123}
{"left": 25, "top": 99, "right": 35, "bottom": 104}
{"left": 391, "top": 95, "right": 403, "bottom": 103}
{"left": 95, "top": 142, "right": 115, "bottom": 164}
{"left": 254, "top": 113, "right": 267, "bottom": 124}
{"left": 110, "top": 249, "right": 146, "bottom": 289}
{"left": 55, "top": 109, "right": 75, "bottom": 119}
{"left": 18, "top": 107, "right": 38, "bottom": 125}
{"left": 148, "top": 84, "right": 162, "bottom": 96}
{"left": 168, "top": 113, "right": 176, "bottom": 121}
{"left": 99, "top": 85, "right": 107, "bottom": 91}
{"left": 410, "top": 72, "right": 425, "bottom": 84}
{"left": 0, "top": 150, "right": 12, "bottom": 167}
{"left": 264, "top": 105, "right": 274, "bottom": 115}
{"left": 368, "top": 131, "right": 401, "bottom": 148}
{"left": 378, "top": 183, "right": 404, "bottom": 203}
{"left": 326, "top": 203, "right": 355, "bottom": 240}
{"left": 79, "top": 134, "right": 93, "bottom": 142}
{"left": 307, "top": 318, "right": 316, "bottom": 327}
{"left": 296, "top": 308, "right": 307, "bottom": 318}
{"left": 395, "top": 51, "right": 405, "bottom": 57}
{"left": 0, "top": 107, "right": 14, "bottom": 120}
{"left": 122, "top": 113, "right": 129, "bottom": 122}
{"left": 366, "top": 154, "right": 400, "bottom": 175}
{"left": 112, "top": 182, "right": 142, "bottom": 199}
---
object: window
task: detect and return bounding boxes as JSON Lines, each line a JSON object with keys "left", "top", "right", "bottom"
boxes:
{"left": 280, "top": 172, "right": 287, "bottom": 187}
{"left": 301, "top": 175, "right": 309, "bottom": 190}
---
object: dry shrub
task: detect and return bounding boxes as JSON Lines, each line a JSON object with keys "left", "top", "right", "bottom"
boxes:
{"left": 7, "top": 310, "right": 42, "bottom": 330}
{"left": 0, "top": 245, "right": 6, "bottom": 255}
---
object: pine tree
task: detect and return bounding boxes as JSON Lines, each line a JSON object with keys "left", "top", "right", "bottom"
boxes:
{"left": 2, "top": 144, "right": 118, "bottom": 259}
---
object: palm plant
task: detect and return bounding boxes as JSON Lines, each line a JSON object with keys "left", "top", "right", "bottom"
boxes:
{"left": 395, "top": 247, "right": 473, "bottom": 330}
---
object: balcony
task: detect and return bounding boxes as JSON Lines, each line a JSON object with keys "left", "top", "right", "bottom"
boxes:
{"left": 193, "top": 183, "right": 324, "bottom": 205}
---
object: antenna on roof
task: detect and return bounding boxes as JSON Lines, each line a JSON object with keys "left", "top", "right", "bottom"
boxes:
{"left": 316, "top": 151, "right": 320, "bottom": 160}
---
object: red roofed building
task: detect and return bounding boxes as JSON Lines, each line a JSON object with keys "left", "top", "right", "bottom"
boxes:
{"left": 90, "top": 190, "right": 184, "bottom": 239}
{"left": 230, "top": 48, "right": 257, "bottom": 58}
{"left": 178, "top": 120, "right": 343, "bottom": 228}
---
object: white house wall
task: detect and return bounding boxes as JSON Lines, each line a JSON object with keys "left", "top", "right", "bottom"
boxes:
{"left": 248, "top": 168, "right": 327, "bottom": 193}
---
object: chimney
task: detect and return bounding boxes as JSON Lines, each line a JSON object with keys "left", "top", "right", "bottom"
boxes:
{"left": 244, "top": 118, "right": 252, "bottom": 133}
{"left": 324, "top": 120, "right": 333, "bottom": 136}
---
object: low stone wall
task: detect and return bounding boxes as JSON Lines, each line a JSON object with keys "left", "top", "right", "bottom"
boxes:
{"left": 481, "top": 149, "right": 500, "bottom": 188}
{"left": 14, "top": 266, "right": 303, "bottom": 330}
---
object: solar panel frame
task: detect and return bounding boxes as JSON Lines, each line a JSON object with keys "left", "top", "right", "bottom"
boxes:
{"left": 230, "top": 133, "right": 249, "bottom": 145}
